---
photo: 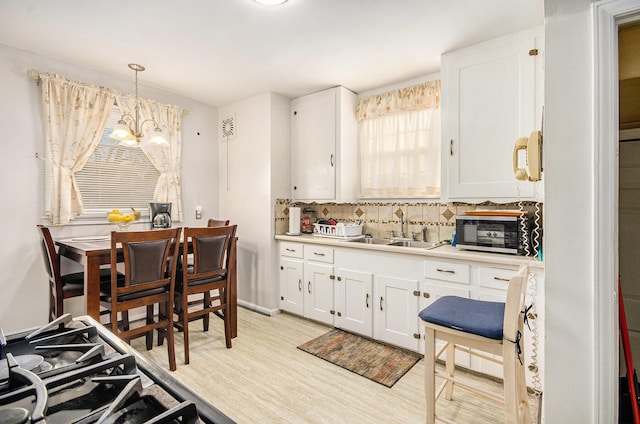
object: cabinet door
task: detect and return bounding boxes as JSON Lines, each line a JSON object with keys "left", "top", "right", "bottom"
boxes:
{"left": 374, "top": 275, "right": 420, "bottom": 351}
{"left": 334, "top": 268, "right": 373, "bottom": 337}
{"left": 279, "top": 258, "right": 304, "bottom": 315}
{"left": 304, "top": 262, "right": 334, "bottom": 325}
{"left": 418, "top": 282, "right": 471, "bottom": 367}
{"left": 292, "top": 89, "right": 336, "bottom": 200}
{"left": 443, "top": 27, "right": 542, "bottom": 200}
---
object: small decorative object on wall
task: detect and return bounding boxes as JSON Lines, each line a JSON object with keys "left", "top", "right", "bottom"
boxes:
{"left": 221, "top": 114, "right": 237, "bottom": 140}
{"left": 220, "top": 113, "right": 237, "bottom": 191}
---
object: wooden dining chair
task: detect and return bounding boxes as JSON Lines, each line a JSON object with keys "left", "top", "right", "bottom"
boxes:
{"left": 207, "top": 218, "right": 230, "bottom": 227}
{"left": 419, "top": 265, "right": 531, "bottom": 424}
{"left": 174, "top": 225, "right": 237, "bottom": 364}
{"left": 37, "top": 225, "right": 119, "bottom": 322}
{"left": 102, "top": 227, "right": 182, "bottom": 371}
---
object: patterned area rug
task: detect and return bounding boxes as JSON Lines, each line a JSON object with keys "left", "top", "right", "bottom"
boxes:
{"left": 297, "top": 328, "right": 421, "bottom": 388}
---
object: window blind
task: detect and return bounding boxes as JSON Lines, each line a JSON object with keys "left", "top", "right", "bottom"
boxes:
{"left": 75, "top": 106, "right": 160, "bottom": 211}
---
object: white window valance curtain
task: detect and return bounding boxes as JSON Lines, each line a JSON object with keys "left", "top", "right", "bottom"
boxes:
{"left": 355, "top": 80, "right": 440, "bottom": 122}
{"left": 39, "top": 73, "right": 116, "bottom": 225}
{"left": 115, "top": 96, "right": 185, "bottom": 222}
{"left": 356, "top": 80, "right": 441, "bottom": 198}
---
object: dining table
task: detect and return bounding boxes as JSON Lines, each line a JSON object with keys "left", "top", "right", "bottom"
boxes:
{"left": 55, "top": 233, "right": 238, "bottom": 338}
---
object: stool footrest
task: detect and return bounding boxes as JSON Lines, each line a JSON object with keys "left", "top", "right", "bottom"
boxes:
{"left": 434, "top": 370, "right": 504, "bottom": 404}
{"left": 450, "top": 344, "right": 503, "bottom": 366}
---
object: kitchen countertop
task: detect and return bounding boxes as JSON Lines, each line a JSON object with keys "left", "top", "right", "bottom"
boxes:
{"left": 275, "top": 234, "right": 544, "bottom": 269}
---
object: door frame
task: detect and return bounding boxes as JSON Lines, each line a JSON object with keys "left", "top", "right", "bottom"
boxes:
{"left": 594, "top": 1, "right": 640, "bottom": 421}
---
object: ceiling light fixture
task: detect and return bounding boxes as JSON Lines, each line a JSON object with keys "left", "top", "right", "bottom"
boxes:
{"left": 252, "top": 0, "right": 288, "bottom": 6}
{"left": 109, "top": 63, "right": 166, "bottom": 147}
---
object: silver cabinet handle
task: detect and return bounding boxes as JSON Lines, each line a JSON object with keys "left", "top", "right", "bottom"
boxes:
{"left": 286, "top": 248, "right": 295, "bottom": 252}
{"left": 308, "top": 281, "right": 311, "bottom": 293}
{"left": 450, "top": 139, "right": 454, "bottom": 156}
{"left": 379, "top": 296, "right": 384, "bottom": 311}
{"left": 330, "top": 154, "right": 334, "bottom": 167}
{"left": 366, "top": 293, "right": 369, "bottom": 308}
{"left": 494, "top": 277, "right": 510, "bottom": 282}
{"left": 436, "top": 268, "right": 455, "bottom": 274}
{"left": 313, "top": 252, "right": 325, "bottom": 256}
{"left": 298, "top": 279, "right": 302, "bottom": 291}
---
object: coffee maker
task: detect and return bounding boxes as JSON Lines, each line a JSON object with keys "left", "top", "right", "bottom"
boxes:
{"left": 150, "top": 202, "right": 172, "bottom": 229}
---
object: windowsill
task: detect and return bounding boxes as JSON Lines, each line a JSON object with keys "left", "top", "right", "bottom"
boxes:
{"left": 41, "top": 210, "right": 151, "bottom": 227}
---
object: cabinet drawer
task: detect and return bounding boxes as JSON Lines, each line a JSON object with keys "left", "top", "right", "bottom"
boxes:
{"left": 478, "top": 266, "right": 518, "bottom": 291}
{"left": 424, "top": 260, "right": 470, "bottom": 285}
{"left": 304, "top": 245, "right": 334, "bottom": 263}
{"left": 280, "top": 242, "right": 303, "bottom": 259}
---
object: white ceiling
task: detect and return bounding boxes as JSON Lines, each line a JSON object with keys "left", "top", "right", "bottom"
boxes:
{"left": 0, "top": 0, "right": 543, "bottom": 107}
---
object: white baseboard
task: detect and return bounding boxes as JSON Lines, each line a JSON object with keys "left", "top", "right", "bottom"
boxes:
{"left": 98, "top": 300, "right": 281, "bottom": 326}
{"left": 237, "top": 300, "right": 280, "bottom": 316}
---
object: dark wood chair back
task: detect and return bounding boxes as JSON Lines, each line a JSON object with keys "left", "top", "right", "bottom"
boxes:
{"left": 37, "top": 225, "right": 82, "bottom": 322}
{"left": 108, "top": 227, "right": 181, "bottom": 371}
{"left": 207, "top": 219, "right": 230, "bottom": 227}
{"left": 176, "top": 225, "right": 237, "bottom": 364}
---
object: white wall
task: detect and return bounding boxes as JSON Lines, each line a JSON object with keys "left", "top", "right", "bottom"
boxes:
{"left": 0, "top": 44, "right": 219, "bottom": 332}
{"left": 218, "top": 92, "right": 291, "bottom": 314}
{"left": 544, "top": 0, "right": 600, "bottom": 421}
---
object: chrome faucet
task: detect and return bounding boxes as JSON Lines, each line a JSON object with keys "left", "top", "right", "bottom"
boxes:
{"left": 392, "top": 210, "right": 411, "bottom": 241}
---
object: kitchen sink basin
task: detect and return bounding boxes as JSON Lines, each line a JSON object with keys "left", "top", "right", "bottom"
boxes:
{"left": 348, "top": 237, "right": 392, "bottom": 245}
{"left": 387, "top": 240, "right": 438, "bottom": 248}
{"left": 347, "top": 237, "right": 442, "bottom": 249}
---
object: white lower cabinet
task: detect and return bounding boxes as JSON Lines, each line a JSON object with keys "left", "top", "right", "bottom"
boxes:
{"left": 303, "top": 261, "right": 334, "bottom": 325}
{"left": 279, "top": 257, "right": 304, "bottom": 315}
{"left": 277, "top": 240, "right": 544, "bottom": 389}
{"left": 374, "top": 275, "right": 420, "bottom": 351}
{"left": 334, "top": 268, "right": 373, "bottom": 337}
{"left": 279, "top": 242, "right": 337, "bottom": 325}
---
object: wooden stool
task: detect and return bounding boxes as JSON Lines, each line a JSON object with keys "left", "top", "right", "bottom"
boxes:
{"left": 419, "top": 265, "right": 531, "bottom": 424}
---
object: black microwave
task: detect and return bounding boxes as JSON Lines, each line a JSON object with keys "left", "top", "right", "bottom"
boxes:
{"left": 455, "top": 215, "right": 531, "bottom": 255}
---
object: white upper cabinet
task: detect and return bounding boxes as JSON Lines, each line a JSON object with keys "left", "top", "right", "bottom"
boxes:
{"left": 441, "top": 26, "right": 544, "bottom": 202}
{"left": 291, "top": 86, "right": 358, "bottom": 202}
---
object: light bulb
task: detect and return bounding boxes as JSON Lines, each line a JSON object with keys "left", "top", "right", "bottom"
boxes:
{"left": 109, "top": 121, "right": 132, "bottom": 140}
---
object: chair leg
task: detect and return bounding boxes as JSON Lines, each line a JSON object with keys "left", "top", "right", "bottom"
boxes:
{"left": 503, "top": 343, "right": 532, "bottom": 424}
{"left": 167, "top": 302, "right": 177, "bottom": 371}
{"left": 425, "top": 326, "right": 436, "bottom": 424}
{"left": 158, "top": 302, "right": 166, "bottom": 346}
{"left": 444, "top": 342, "right": 455, "bottom": 400}
{"left": 121, "top": 311, "right": 130, "bottom": 332}
{"left": 222, "top": 305, "right": 232, "bottom": 349}
{"left": 146, "top": 304, "right": 154, "bottom": 350}
{"left": 203, "top": 292, "right": 210, "bottom": 331}
{"left": 183, "top": 292, "right": 191, "bottom": 365}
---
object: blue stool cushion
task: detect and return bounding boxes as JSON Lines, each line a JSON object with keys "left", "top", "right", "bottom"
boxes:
{"left": 419, "top": 296, "right": 505, "bottom": 340}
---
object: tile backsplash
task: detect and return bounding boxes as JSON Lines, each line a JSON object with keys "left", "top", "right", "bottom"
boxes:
{"left": 275, "top": 199, "right": 543, "bottom": 243}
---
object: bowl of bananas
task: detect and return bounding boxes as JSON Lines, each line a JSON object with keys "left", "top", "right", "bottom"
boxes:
{"left": 107, "top": 207, "right": 141, "bottom": 231}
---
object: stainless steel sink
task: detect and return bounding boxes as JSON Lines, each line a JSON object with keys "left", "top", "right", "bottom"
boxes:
{"left": 348, "top": 237, "right": 392, "bottom": 245}
{"left": 347, "top": 237, "right": 442, "bottom": 249}
{"left": 387, "top": 240, "right": 438, "bottom": 248}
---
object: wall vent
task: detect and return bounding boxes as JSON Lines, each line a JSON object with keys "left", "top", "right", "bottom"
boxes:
{"left": 221, "top": 114, "right": 237, "bottom": 140}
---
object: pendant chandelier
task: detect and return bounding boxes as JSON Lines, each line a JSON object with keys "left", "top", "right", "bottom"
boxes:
{"left": 109, "top": 63, "right": 167, "bottom": 147}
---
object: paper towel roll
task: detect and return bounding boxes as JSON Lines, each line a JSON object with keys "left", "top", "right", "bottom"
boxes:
{"left": 288, "top": 207, "right": 301, "bottom": 235}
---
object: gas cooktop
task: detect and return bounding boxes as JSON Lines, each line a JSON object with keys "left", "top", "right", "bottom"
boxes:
{"left": 0, "top": 314, "right": 235, "bottom": 424}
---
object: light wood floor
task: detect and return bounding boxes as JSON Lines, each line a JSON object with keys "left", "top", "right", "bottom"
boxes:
{"left": 131, "top": 307, "right": 538, "bottom": 423}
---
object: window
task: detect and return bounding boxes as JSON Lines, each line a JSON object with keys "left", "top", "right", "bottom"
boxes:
{"left": 75, "top": 106, "right": 159, "bottom": 212}
{"left": 357, "top": 81, "right": 441, "bottom": 198}
{"left": 46, "top": 105, "right": 160, "bottom": 217}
